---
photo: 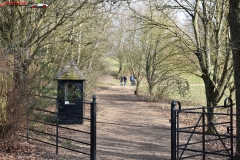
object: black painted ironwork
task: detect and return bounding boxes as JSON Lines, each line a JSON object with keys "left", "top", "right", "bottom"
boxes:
{"left": 91, "top": 95, "right": 96, "bottom": 160}
{"left": 171, "top": 98, "right": 239, "bottom": 160}
{"left": 56, "top": 60, "right": 86, "bottom": 124}
{"left": 21, "top": 95, "right": 96, "bottom": 160}
{"left": 57, "top": 81, "right": 85, "bottom": 124}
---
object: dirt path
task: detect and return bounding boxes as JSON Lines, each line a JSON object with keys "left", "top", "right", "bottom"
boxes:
{"left": 96, "top": 85, "right": 171, "bottom": 160}
{"left": 0, "top": 78, "right": 173, "bottom": 160}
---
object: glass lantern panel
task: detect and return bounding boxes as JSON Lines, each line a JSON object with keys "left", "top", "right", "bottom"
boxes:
{"left": 65, "top": 83, "right": 77, "bottom": 105}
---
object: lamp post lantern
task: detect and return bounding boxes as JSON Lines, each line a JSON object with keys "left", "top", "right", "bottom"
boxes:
{"left": 56, "top": 60, "right": 86, "bottom": 124}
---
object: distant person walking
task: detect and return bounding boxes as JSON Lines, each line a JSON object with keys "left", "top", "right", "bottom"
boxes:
{"left": 130, "top": 75, "right": 135, "bottom": 86}
{"left": 123, "top": 75, "right": 127, "bottom": 86}
{"left": 119, "top": 76, "right": 123, "bottom": 86}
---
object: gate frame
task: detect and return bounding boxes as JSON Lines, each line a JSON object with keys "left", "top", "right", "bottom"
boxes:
{"left": 171, "top": 98, "right": 236, "bottom": 160}
{"left": 23, "top": 95, "right": 96, "bottom": 160}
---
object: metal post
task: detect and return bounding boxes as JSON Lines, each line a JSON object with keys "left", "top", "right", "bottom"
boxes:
{"left": 171, "top": 100, "right": 177, "bottom": 160}
{"left": 176, "top": 107, "right": 180, "bottom": 159}
{"left": 56, "top": 99, "right": 59, "bottom": 155}
{"left": 91, "top": 95, "right": 96, "bottom": 160}
{"left": 228, "top": 98, "right": 233, "bottom": 159}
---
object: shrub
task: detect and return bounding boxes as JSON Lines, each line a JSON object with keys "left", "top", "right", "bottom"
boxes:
{"left": 153, "top": 77, "right": 190, "bottom": 102}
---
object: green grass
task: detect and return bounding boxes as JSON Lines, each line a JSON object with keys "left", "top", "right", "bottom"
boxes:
{"left": 181, "top": 73, "right": 204, "bottom": 84}
{"left": 101, "top": 57, "right": 234, "bottom": 107}
{"left": 137, "top": 84, "right": 206, "bottom": 106}
{"left": 104, "top": 57, "right": 119, "bottom": 73}
{"left": 165, "top": 84, "right": 234, "bottom": 107}
{"left": 171, "top": 85, "right": 206, "bottom": 106}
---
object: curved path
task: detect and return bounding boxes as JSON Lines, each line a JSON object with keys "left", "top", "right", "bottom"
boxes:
{"left": 96, "top": 86, "right": 171, "bottom": 160}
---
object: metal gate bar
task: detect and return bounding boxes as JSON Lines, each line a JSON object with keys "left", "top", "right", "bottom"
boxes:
{"left": 171, "top": 98, "right": 234, "bottom": 160}
{"left": 22, "top": 95, "right": 97, "bottom": 160}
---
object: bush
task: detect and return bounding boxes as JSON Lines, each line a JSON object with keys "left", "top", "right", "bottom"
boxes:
{"left": 153, "top": 77, "right": 190, "bottom": 102}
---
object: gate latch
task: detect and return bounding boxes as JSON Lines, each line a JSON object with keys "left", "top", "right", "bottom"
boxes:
{"left": 227, "top": 126, "right": 234, "bottom": 134}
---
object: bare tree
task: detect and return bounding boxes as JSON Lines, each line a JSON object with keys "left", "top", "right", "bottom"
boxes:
{"left": 228, "top": 0, "right": 240, "bottom": 156}
{"left": 142, "top": 28, "right": 187, "bottom": 100}
{"left": 132, "top": 0, "right": 233, "bottom": 132}
{"left": 0, "top": 0, "right": 121, "bottom": 141}
{"left": 124, "top": 29, "right": 145, "bottom": 95}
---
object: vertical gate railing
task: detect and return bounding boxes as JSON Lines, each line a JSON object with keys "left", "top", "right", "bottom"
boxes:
{"left": 171, "top": 100, "right": 181, "bottom": 160}
{"left": 23, "top": 95, "right": 97, "bottom": 160}
{"left": 171, "top": 98, "right": 236, "bottom": 160}
{"left": 91, "top": 95, "right": 97, "bottom": 160}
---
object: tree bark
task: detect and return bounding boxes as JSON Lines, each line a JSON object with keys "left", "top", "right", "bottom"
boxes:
{"left": 134, "top": 79, "right": 141, "bottom": 95}
{"left": 202, "top": 75, "right": 216, "bottom": 133}
{"left": 228, "top": 0, "right": 240, "bottom": 156}
{"left": 118, "top": 62, "right": 123, "bottom": 74}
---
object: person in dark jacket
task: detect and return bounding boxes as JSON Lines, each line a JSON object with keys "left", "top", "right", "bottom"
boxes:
{"left": 130, "top": 75, "right": 135, "bottom": 86}
{"left": 119, "top": 76, "right": 123, "bottom": 86}
{"left": 123, "top": 75, "right": 127, "bottom": 86}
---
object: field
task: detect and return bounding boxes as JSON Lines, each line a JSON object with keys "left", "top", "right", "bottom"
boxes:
{"left": 103, "top": 57, "right": 233, "bottom": 107}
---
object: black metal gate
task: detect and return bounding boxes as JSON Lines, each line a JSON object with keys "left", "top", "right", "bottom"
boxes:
{"left": 20, "top": 95, "right": 96, "bottom": 160}
{"left": 170, "top": 98, "right": 239, "bottom": 160}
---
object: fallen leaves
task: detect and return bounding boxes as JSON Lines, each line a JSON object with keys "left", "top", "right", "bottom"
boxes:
{"left": 0, "top": 141, "right": 60, "bottom": 160}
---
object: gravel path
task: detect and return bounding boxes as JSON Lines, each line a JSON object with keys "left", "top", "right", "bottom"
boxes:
{"left": 96, "top": 86, "right": 171, "bottom": 160}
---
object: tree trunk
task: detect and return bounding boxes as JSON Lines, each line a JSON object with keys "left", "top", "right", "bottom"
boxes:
{"left": 134, "top": 79, "right": 141, "bottom": 95}
{"left": 206, "top": 106, "right": 217, "bottom": 133}
{"left": 234, "top": 55, "right": 240, "bottom": 157}
{"left": 13, "top": 53, "right": 22, "bottom": 89}
{"left": 118, "top": 62, "right": 122, "bottom": 74}
{"left": 228, "top": 0, "right": 240, "bottom": 156}
{"left": 148, "top": 83, "right": 154, "bottom": 102}
{"left": 203, "top": 75, "right": 216, "bottom": 133}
